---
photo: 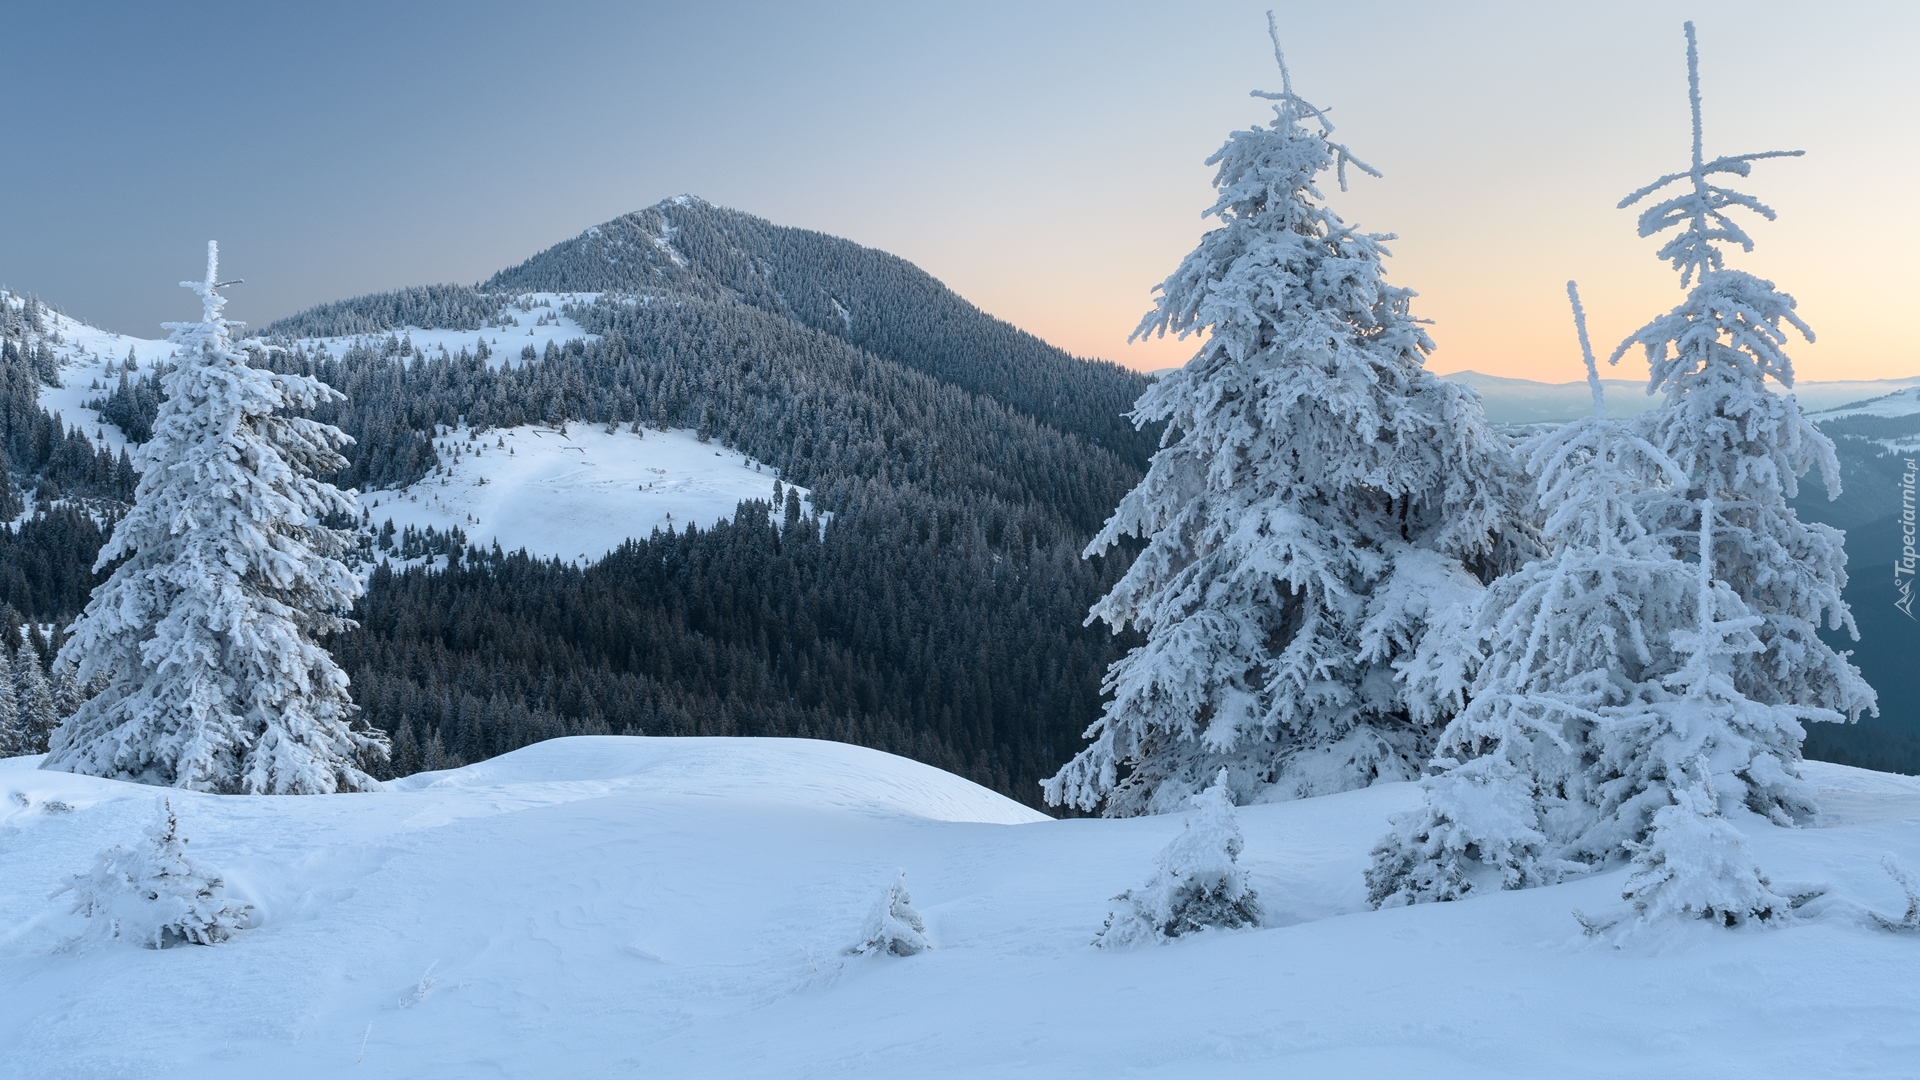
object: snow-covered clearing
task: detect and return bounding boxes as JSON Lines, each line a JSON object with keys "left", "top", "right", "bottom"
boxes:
{"left": 12, "top": 300, "right": 170, "bottom": 457}
{"left": 289, "top": 292, "right": 599, "bottom": 368}
{"left": 1, "top": 739, "right": 1916, "bottom": 1079}
{"left": 366, "top": 425, "right": 805, "bottom": 565}
{"left": 1812, "top": 385, "right": 1920, "bottom": 421}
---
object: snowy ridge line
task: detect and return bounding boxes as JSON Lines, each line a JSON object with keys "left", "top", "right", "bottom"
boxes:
{"left": 1808, "top": 385, "right": 1920, "bottom": 422}
{"left": 1441, "top": 369, "right": 1920, "bottom": 425}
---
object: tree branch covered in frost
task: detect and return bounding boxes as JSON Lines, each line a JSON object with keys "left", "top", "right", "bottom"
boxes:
{"left": 1620, "top": 773, "right": 1786, "bottom": 928}
{"left": 1097, "top": 770, "right": 1260, "bottom": 946}
{"left": 44, "top": 243, "right": 387, "bottom": 793}
{"left": 1045, "top": 15, "right": 1527, "bottom": 816}
{"left": 1613, "top": 510, "right": 1804, "bottom": 928}
{"left": 1870, "top": 856, "right": 1920, "bottom": 933}
{"left": 54, "top": 798, "right": 253, "bottom": 948}
{"left": 1615, "top": 23, "right": 1803, "bottom": 290}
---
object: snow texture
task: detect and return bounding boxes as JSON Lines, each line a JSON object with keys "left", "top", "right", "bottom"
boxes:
{"left": 44, "top": 243, "right": 387, "bottom": 794}
{"left": 1046, "top": 17, "right": 1524, "bottom": 816}
{"left": 2, "top": 738, "right": 1918, "bottom": 1077}
{"left": 366, "top": 424, "right": 811, "bottom": 566}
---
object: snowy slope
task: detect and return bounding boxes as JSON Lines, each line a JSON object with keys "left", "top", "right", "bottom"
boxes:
{"left": 3, "top": 739, "right": 1917, "bottom": 1079}
{"left": 1811, "top": 385, "right": 1920, "bottom": 421}
{"left": 288, "top": 292, "right": 599, "bottom": 368}
{"left": 7, "top": 294, "right": 800, "bottom": 564}
{"left": 3, "top": 292, "right": 171, "bottom": 457}
{"left": 366, "top": 424, "right": 808, "bottom": 564}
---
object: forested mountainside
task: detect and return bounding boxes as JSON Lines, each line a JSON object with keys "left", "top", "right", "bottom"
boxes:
{"left": 264, "top": 197, "right": 1157, "bottom": 471}
{"left": 1, "top": 203, "right": 1153, "bottom": 806}
{"left": 1788, "top": 406, "right": 1920, "bottom": 775}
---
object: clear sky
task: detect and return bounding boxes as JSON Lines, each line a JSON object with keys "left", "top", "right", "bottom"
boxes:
{"left": 2, "top": 1, "right": 1913, "bottom": 382}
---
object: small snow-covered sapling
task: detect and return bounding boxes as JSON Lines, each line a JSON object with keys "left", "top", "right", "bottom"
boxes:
{"left": 1097, "top": 770, "right": 1261, "bottom": 947}
{"left": 56, "top": 798, "right": 254, "bottom": 948}
{"left": 850, "top": 870, "right": 930, "bottom": 957}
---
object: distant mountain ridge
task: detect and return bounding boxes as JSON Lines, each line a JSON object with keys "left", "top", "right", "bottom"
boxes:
{"left": 265, "top": 196, "right": 1156, "bottom": 470}
{"left": 1440, "top": 369, "right": 1920, "bottom": 425}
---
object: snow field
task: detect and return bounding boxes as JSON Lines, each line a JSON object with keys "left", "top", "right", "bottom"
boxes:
{"left": 12, "top": 298, "right": 171, "bottom": 458}
{"left": 365, "top": 424, "right": 807, "bottom": 565}
{"left": 290, "top": 292, "right": 599, "bottom": 369}
{"left": 1811, "top": 385, "right": 1920, "bottom": 421}
{"left": 3, "top": 740, "right": 1918, "bottom": 1079}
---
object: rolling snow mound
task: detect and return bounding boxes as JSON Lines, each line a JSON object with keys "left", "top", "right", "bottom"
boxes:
{"left": 4, "top": 742, "right": 1919, "bottom": 1078}
{"left": 391, "top": 736, "right": 1048, "bottom": 825}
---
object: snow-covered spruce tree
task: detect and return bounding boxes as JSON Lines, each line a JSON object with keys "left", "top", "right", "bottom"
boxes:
{"left": 14, "top": 637, "right": 59, "bottom": 755}
{"left": 1598, "top": 503, "right": 1831, "bottom": 863}
{"left": 43, "top": 243, "right": 386, "bottom": 793}
{"left": 0, "top": 648, "right": 23, "bottom": 756}
{"left": 1369, "top": 284, "right": 1697, "bottom": 906}
{"left": 57, "top": 798, "right": 254, "bottom": 947}
{"left": 50, "top": 657, "right": 85, "bottom": 726}
{"left": 1045, "top": 17, "right": 1524, "bottom": 815}
{"left": 1612, "top": 22, "right": 1873, "bottom": 725}
{"left": 1097, "top": 769, "right": 1260, "bottom": 946}
{"left": 1610, "top": 508, "right": 1806, "bottom": 927}
{"left": 849, "top": 870, "right": 931, "bottom": 957}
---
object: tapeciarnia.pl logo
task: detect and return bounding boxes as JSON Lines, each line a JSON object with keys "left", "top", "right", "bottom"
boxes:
{"left": 1898, "top": 458, "right": 1917, "bottom": 620}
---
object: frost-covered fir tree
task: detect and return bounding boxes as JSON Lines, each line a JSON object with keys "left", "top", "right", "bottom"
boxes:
{"left": 14, "top": 637, "right": 59, "bottom": 755}
{"left": 1369, "top": 284, "right": 1697, "bottom": 906}
{"left": 1045, "top": 16, "right": 1523, "bottom": 815}
{"left": 57, "top": 798, "right": 254, "bottom": 947}
{"left": 1096, "top": 769, "right": 1261, "bottom": 946}
{"left": 1612, "top": 22, "right": 1873, "bottom": 723}
{"left": 0, "top": 648, "right": 23, "bottom": 756}
{"left": 1611, "top": 509, "right": 1808, "bottom": 928}
{"left": 849, "top": 870, "right": 932, "bottom": 957}
{"left": 44, "top": 243, "right": 386, "bottom": 793}
{"left": 50, "top": 657, "right": 85, "bottom": 726}
{"left": 1595, "top": 504, "right": 1834, "bottom": 849}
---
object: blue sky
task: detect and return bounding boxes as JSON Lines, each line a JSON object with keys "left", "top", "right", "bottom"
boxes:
{"left": 3, "top": 1, "right": 1913, "bottom": 379}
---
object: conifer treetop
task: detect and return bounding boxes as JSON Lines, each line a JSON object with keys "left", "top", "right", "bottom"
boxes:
{"left": 1617, "top": 22, "right": 1804, "bottom": 289}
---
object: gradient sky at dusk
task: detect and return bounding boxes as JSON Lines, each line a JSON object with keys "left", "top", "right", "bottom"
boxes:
{"left": 3, "top": 1, "right": 1913, "bottom": 382}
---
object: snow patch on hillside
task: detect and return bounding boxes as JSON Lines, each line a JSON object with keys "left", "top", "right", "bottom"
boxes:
{"left": 290, "top": 292, "right": 599, "bottom": 369}
{"left": 7, "top": 296, "right": 171, "bottom": 456}
{"left": 1, "top": 742, "right": 1917, "bottom": 1078}
{"left": 365, "top": 424, "right": 808, "bottom": 565}
{"left": 1811, "top": 385, "right": 1920, "bottom": 421}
